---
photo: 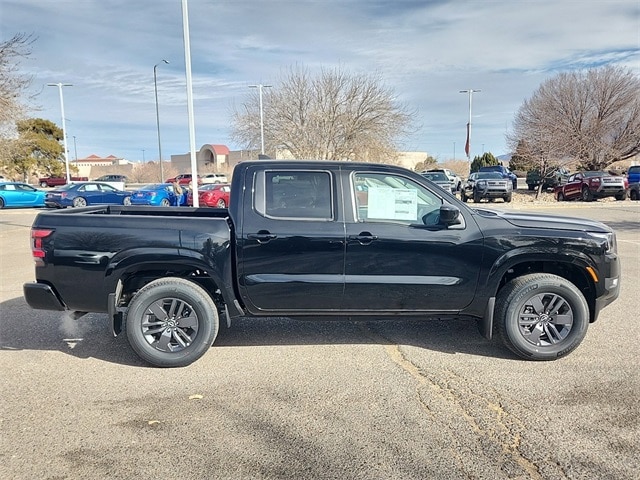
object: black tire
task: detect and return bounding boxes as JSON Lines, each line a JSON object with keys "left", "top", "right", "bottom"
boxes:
{"left": 631, "top": 189, "right": 639, "bottom": 201}
{"left": 615, "top": 191, "right": 626, "bottom": 201}
{"left": 473, "top": 191, "right": 482, "bottom": 203}
{"left": 504, "top": 193, "right": 512, "bottom": 203}
{"left": 556, "top": 192, "right": 565, "bottom": 202}
{"left": 216, "top": 198, "right": 226, "bottom": 208}
{"left": 125, "top": 277, "right": 219, "bottom": 367}
{"left": 160, "top": 198, "right": 171, "bottom": 207}
{"left": 461, "top": 190, "right": 467, "bottom": 202}
{"left": 0, "top": 197, "right": 4, "bottom": 208}
{"left": 72, "top": 197, "right": 87, "bottom": 207}
{"left": 581, "top": 186, "right": 593, "bottom": 202}
{"left": 495, "top": 273, "right": 589, "bottom": 361}
{"left": 123, "top": 196, "right": 132, "bottom": 206}
{"left": 527, "top": 184, "right": 535, "bottom": 191}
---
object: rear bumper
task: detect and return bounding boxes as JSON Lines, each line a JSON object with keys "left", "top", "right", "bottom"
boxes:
{"left": 23, "top": 282, "right": 66, "bottom": 311}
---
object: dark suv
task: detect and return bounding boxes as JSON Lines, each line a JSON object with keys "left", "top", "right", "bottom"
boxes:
{"left": 478, "top": 165, "right": 518, "bottom": 189}
{"left": 94, "top": 174, "right": 128, "bottom": 183}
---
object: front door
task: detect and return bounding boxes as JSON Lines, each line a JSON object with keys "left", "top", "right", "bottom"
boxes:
{"left": 343, "top": 171, "right": 484, "bottom": 312}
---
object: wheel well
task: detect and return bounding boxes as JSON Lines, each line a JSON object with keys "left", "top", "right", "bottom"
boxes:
{"left": 118, "top": 267, "right": 225, "bottom": 315}
{"left": 496, "top": 261, "right": 596, "bottom": 321}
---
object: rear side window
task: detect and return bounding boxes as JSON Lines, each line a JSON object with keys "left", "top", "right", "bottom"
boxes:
{"left": 254, "top": 170, "right": 333, "bottom": 220}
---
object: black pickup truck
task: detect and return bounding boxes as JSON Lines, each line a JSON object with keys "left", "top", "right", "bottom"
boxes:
{"left": 23, "top": 160, "right": 620, "bottom": 367}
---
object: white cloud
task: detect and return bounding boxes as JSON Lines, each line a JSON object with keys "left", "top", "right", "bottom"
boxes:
{"left": 2, "top": 0, "right": 638, "bottom": 162}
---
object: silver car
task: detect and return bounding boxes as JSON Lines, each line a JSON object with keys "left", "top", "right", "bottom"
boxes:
{"left": 461, "top": 172, "right": 513, "bottom": 203}
{"left": 420, "top": 171, "right": 455, "bottom": 194}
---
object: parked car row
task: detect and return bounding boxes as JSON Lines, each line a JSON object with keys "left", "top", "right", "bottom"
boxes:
{"left": 165, "top": 173, "right": 229, "bottom": 185}
{"left": 554, "top": 171, "right": 628, "bottom": 202}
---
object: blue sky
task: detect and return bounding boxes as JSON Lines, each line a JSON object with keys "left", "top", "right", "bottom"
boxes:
{"left": 2, "top": 0, "right": 639, "bottom": 163}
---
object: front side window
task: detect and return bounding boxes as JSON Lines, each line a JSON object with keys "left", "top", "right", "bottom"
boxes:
{"left": 254, "top": 170, "right": 333, "bottom": 220}
{"left": 352, "top": 172, "right": 442, "bottom": 225}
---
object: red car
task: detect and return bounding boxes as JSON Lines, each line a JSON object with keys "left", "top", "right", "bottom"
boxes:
{"left": 554, "top": 171, "right": 628, "bottom": 201}
{"left": 187, "top": 183, "right": 230, "bottom": 207}
{"left": 165, "top": 173, "right": 202, "bottom": 186}
{"left": 39, "top": 175, "right": 89, "bottom": 188}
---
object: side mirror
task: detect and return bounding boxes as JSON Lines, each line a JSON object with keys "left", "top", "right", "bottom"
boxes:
{"left": 438, "top": 205, "right": 461, "bottom": 226}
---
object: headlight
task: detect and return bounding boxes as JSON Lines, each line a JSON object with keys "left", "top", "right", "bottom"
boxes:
{"left": 477, "top": 180, "right": 487, "bottom": 187}
{"left": 591, "top": 231, "right": 617, "bottom": 254}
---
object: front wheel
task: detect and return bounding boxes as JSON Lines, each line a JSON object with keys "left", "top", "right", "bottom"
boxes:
{"left": 473, "top": 191, "right": 482, "bottom": 203}
{"left": 556, "top": 192, "right": 565, "bottom": 202}
{"left": 631, "top": 189, "right": 639, "bottom": 201}
{"left": 495, "top": 273, "right": 589, "bottom": 360}
{"left": 581, "top": 186, "right": 593, "bottom": 202}
{"left": 40, "top": 182, "right": 48, "bottom": 188}
{"left": 123, "top": 196, "right": 132, "bottom": 206}
{"left": 615, "top": 191, "right": 626, "bottom": 201}
{"left": 125, "top": 277, "right": 219, "bottom": 367}
{"left": 504, "top": 193, "right": 512, "bottom": 203}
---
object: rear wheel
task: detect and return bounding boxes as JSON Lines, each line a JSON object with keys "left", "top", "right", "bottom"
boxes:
{"left": 160, "top": 198, "right": 170, "bottom": 207}
{"left": 631, "top": 189, "right": 639, "bottom": 201}
{"left": 125, "top": 277, "right": 219, "bottom": 367}
{"left": 72, "top": 197, "right": 87, "bottom": 207}
{"left": 0, "top": 198, "right": 5, "bottom": 209}
{"left": 40, "top": 181, "right": 48, "bottom": 188}
{"left": 216, "top": 198, "right": 227, "bottom": 208}
{"left": 495, "top": 273, "right": 589, "bottom": 360}
{"left": 581, "top": 186, "right": 593, "bottom": 202}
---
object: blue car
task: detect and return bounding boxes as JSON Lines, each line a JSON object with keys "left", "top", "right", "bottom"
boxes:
{"left": 45, "top": 182, "right": 132, "bottom": 208}
{"left": 129, "top": 183, "right": 182, "bottom": 206}
{"left": 0, "top": 182, "right": 46, "bottom": 209}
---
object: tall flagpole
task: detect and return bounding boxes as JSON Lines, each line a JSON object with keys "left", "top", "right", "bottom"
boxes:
{"left": 459, "top": 89, "right": 480, "bottom": 159}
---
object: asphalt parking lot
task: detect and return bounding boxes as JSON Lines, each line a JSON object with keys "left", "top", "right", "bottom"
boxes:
{"left": 1, "top": 202, "right": 639, "bottom": 479}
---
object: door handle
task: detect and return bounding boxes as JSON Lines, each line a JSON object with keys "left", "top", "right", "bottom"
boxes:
{"left": 348, "top": 233, "right": 378, "bottom": 245}
{"left": 247, "top": 232, "right": 278, "bottom": 244}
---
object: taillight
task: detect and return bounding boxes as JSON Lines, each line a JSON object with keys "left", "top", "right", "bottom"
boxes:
{"left": 32, "top": 228, "right": 53, "bottom": 266}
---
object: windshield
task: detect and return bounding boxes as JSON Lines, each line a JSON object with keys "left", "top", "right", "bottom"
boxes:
{"left": 421, "top": 172, "right": 448, "bottom": 181}
{"left": 476, "top": 172, "right": 503, "bottom": 179}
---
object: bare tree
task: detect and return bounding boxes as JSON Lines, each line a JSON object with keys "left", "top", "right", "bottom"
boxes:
{"left": 508, "top": 66, "right": 640, "bottom": 173}
{"left": 0, "top": 33, "right": 35, "bottom": 128}
{"left": 231, "top": 65, "right": 416, "bottom": 162}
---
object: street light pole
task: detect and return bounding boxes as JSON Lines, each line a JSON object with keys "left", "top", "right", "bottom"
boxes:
{"left": 47, "top": 83, "right": 73, "bottom": 182}
{"left": 154, "top": 59, "right": 169, "bottom": 181}
{"left": 459, "top": 89, "right": 480, "bottom": 159}
{"left": 249, "top": 84, "right": 272, "bottom": 155}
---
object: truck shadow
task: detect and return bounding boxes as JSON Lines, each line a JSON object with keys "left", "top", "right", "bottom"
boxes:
{"left": 0, "top": 296, "right": 516, "bottom": 366}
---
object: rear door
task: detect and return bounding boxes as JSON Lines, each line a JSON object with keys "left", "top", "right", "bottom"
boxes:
{"left": 343, "top": 169, "right": 484, "bottom": 312}
{"left": 238, "top": 166, "right": 345, "bottom": 312}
